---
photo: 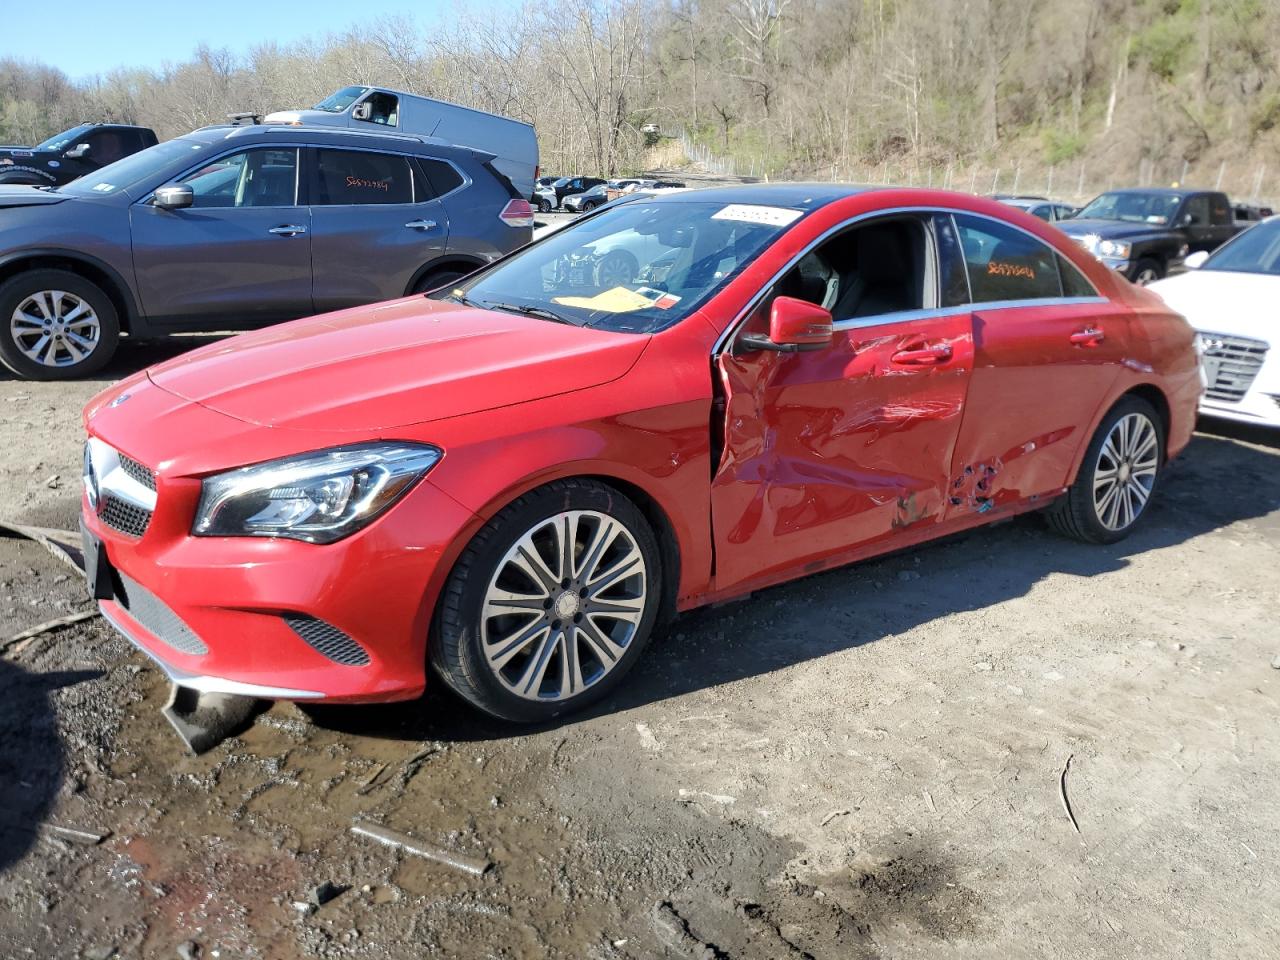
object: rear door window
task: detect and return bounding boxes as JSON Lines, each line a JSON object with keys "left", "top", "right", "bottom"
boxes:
{"left": 953, "top": 213, "right": 1063, "bottom": 302}
{"left": 313, "top": 149, "right": 414, "bottom": 205}
{"left": 1210, "top": 195, "right": 1232, "bottom": 226}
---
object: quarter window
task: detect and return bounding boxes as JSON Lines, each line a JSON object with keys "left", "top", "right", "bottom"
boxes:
{"left": 180, "top": 148, "right": 298, "bottom": 208}
{"left": 314, "top": 149, "right": 414, "bottom": 205}
{"left": 416, "top": 158, "right": 464, "bottom": 198}
{"left": 953, "top": 213, "right": 1062, "bottom": 302}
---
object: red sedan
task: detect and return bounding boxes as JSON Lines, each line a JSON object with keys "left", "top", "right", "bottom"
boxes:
{"left": 82, "top": 185, "right": 1201, "bottom": 723}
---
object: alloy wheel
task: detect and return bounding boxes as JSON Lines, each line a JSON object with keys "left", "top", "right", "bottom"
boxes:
{"left": 10, "top": 290, "right": 101, "bottom": 368}
{"left": 1092, "top": 412, "right": 1159, "bottom": 531}
{"left": 1134, "top": 267, "right": 1160, "bottom": 285}
{"left": 481, "top": 509, "right": 647, "bottom": 702}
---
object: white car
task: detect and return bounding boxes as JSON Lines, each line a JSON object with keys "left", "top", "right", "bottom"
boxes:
{"left": 1149, "top": 217, "right": 1280, "bottom": 428}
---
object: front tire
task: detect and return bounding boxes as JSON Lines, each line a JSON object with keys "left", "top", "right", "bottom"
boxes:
{"left": 537, "top": 197, "right": 553, "bottom": 213}
{"left": 1045, "top": 395, "right": 1164, "bottom": 544}
{"left": 430, "top": 479, "right": 663, "bottom": 723}
{"left": 1130, "top": 258, "right": 1163, "bottom": 285}
{"left": 412, "top": 267, "right": 468, "bottom": 295}
{"left": 0, "top": 269, "right": 119, "bottom": 380}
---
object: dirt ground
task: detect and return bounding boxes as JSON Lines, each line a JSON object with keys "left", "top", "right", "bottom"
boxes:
{"left": 1, "top": 340, "right": 1279, "bottom": 960}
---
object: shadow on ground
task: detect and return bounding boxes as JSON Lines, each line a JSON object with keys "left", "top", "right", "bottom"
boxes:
{"left": 306, "top": 425, "right": 1280, "bottom": 744}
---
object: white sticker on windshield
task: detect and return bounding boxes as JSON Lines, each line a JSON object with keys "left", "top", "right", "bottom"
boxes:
{"left": 712, "top": 204, "right": 802, "bottom": 226}
{"left": 92, "top": 182, "right": 114, "bottom": 193}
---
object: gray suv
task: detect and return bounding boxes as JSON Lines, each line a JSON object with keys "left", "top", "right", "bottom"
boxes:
{"left": 0, "top": 124, "right": 534, "bottom": 379}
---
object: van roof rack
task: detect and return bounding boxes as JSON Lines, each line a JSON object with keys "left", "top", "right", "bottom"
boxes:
{"left": 227, "top": 112, "right": 261, "bottom": 126}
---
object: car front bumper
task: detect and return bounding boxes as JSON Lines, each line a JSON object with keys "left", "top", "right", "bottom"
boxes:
{"left": 82, "top": 470, "right": 477, "bottom": 704}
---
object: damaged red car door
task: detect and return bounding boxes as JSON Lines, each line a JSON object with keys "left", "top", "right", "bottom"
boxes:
{"left": 942, "top": 212, "right": 1131, "bottom": 513}
{"left": 710, "top": 212, "right": 975, "bottom": 595}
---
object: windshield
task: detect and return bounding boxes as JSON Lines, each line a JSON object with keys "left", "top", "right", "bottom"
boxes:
{"left": 1077, "top": 191, "right": 1182, "bottom": 225}
{"left": 314, "top": 86, "right": 369, "bottom": 113}
{"left": 1202, "top": 219, "right": 1280, "bottom": 276}
{"left": 438, "top": 200, "right": 800, "bottom": 334}
{"left": 35, "top": 124, "right": 94, "bottom": 151}
{"left": 59, "top": 139, "right": 207, "bottom": 196}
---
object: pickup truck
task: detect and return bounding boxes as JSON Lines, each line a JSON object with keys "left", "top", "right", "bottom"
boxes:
{"left": 1057, "top": 187, "right": 1239, "bottom": 285}
{"left": 0, "top": 123, "right": 159, "bottom": 187}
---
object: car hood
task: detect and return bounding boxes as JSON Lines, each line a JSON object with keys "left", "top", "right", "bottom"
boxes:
{"left": 1058, "top": 218, "right": 1171, "bottom": 241}
{"left": 1147, "top": 270, "right": 1280, "bottom": 343}
{"left": 0, "top": 184, "right": 71, "bottom": 208}
{"left": 146, "top": 295, "right": 650, "bottom": 432}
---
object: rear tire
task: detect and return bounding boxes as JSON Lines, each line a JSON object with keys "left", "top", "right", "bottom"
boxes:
{"left": 0, "top": 269, "right": 119, "bottom": 380}
{"left": 412, "top": 267, "right": 469, "bottom": 295}
{"left": 1045, "top": 395, "right": 1164, "bottom": 544}
{"left": 537, "top": 197, "right": 553, "bottom": 213}
{"left": 429, "top": 479, "right": 663, "bottom": 723}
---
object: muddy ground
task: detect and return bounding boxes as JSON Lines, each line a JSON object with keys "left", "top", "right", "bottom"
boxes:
{"left": 1, "top": 340, "right": 1279, "bottom": 960}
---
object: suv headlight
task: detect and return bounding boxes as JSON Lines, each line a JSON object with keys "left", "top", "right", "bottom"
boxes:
{"left": 1097, "top": 239, "right": 1131, "bottom": 258}
{"left": 193, "top": 443, "right": 441, "bottom": 543}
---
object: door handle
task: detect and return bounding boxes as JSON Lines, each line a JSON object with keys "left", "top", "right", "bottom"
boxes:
{"left": 404, "top": 219, "right": 438, "bottom": 231}
{"left": 891, "top": 343, "right": 953, "bottom": 366}
{"left": 1069, "top": 327, "right": 1105, "bottom": 346}
{"left": 268, "top": 224, "right": 306, "bottom": 236}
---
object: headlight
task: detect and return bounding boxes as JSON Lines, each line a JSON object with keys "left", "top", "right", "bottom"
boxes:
{"left": 1097, "top": 239, "right": 1131, "bottom": 258}
{"left": 1076, "top": 233, "right": 1101, "bottom": 254}
{"left": 193, "top": 443, "right": 441, "bottom": 543}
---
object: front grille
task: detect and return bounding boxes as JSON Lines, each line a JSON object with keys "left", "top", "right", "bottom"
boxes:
{"left": 1199, "top": 332, "right": 1269, "bottom": 403}
{"left": 283, "top": 614, "right": 370, "bottom": 666}
{"left": 118, "top": 453, "right": 156, "bottom": 492}
{"left": 100, "top": 495, "right": 152, "bottom": 538}
{"left": 115, "top": 571, "right": 207, "bottom": 655}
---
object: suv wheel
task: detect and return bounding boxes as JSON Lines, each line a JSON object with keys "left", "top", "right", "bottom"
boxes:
{"left": 537, "top": 197, "right": 553, "bottom": 213}
{"left": 430, "top": 479, "right": 663, "bottom": 723}
{"left": 412, "top": 267, "right": 468, "bottom": 295}
{"left": 0, "top": 269, "right": 119, "bottom": 380}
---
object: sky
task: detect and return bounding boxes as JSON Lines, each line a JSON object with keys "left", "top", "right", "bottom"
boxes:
{"left": 1, "top": 0, "right": 489, "bottom": 80}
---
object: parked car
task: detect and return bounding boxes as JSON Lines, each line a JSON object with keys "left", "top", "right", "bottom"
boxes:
{"left": 533, "top": 183, "right": 558, "bottom": 213}
{"left": 1058, "top": 188, "right": 1239, "bottom": 284}
{"left": 998, "top": 197, "right": 1079, "bottom": 222}
{"left": 552, "top": 176, "right": 607, "bottom": 206}
{"left": 263, "top": 85, "right": 538, "bottom": 198}
{"left": 562, "top": 183, "right": 609, "bottom": 213}
{"left": 0, "top": 123, "right": 533, "bottom": 380}
{"left": 0, "top": 123, "right": 158, "bottom": 187}
{"left": 81, "top": 185, "right": 1199, "bottom": 724}
{"left": 1149, "top": 216, "right": 1280, "bottom": 428}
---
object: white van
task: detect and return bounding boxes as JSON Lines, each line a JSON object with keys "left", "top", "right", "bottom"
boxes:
{"left": 265, "top": 86, "right": 538, "bottom": 199}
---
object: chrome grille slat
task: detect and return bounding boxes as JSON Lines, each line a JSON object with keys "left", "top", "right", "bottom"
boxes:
{"left": 1199, "top": 332, "right": 1269, "bottom": 403}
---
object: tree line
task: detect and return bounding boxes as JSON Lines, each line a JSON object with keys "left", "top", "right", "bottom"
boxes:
{"left": 2, "top": 0, "right": 1277, "bottom": 193}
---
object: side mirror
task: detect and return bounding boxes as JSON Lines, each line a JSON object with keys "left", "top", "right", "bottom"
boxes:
{"left": 352, "top": 102, "right": 372, "bottom": 121}
{"left": 1184, "top": 250, "right": 1210, "bottom": 269}
{"left": 739, "top": 296, "right": 834, "bottom": 354}
{"left": 1178, "top": 212, "right": 1195, "bottom": 227}
{"left": 153, "top": 183, "right": 194, "bottom": 210}
{"left": 65, "top": 143, "right": 90, "bottom": 159}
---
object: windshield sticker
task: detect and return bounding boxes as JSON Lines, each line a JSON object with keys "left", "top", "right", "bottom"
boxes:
{"left": 712, "top": 204, "right": 803, "bottom": 226}
{"left": 553, "top": 286, "right": 663, "bottom": 312}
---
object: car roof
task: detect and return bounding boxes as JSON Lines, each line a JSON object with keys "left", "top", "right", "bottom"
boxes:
{"left": 183, "top": 123, "right": 485, "bottom": 159}
{"left": 641, "top": 182, "right": 877, "bottom": 209}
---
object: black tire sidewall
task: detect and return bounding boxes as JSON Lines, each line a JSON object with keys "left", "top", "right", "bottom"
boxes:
{"left": 0, "top": 269, "right": 119, "bottom": 380}
{"left": 1131, "top": 258, "right": 1163, "bottom": 285}
{"left": 434, "top": 481, "right": 663, "bottom": 723}
{"left": 1073, "top": 396, "right": 1165, "bottom": 543}
{"left": 413, "top": 269, "right": 467, "bottom": 295}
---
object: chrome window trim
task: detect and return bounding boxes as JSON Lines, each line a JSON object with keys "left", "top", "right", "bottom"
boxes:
{"left": 414, "top": 155, "right": 472, "bottom": 203}
{"left": 713, "top": 204, "right": 1106, "bottom": 356}
{"left": 85, "top": 437, "right": 156, "bottom": 511}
